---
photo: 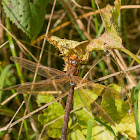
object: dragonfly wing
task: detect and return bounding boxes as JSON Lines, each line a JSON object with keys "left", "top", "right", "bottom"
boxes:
{"left": 76, "top": 88, "right": 115, "bottom": 126}
{"left": 74, "top": 76, "right": 124, "bottom": 99}
{"left": 16, "top": 77, "right": 70, "bottom": 97}
{"left": 10, "top": 56, "right": 67, "bottom": 79}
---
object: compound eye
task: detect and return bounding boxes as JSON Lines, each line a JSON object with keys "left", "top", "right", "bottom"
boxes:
{"left": 72, "top": 61, "right": 78, "bottom": 65}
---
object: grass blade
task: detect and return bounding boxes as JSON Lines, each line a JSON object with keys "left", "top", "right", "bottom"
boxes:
{"left": 86, "top": 118, "right": 94, "bottom": 140}
{"left": 134, "top": 81, "right": 140, "bottom": 138}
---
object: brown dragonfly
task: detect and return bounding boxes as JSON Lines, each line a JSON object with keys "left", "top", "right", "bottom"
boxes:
{"left": 2, "top": 55, "right": 124, "bottom": 140}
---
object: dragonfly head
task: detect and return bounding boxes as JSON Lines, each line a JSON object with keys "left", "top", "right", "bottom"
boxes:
{"left": 66, "top": 54, "right": 81, "bottom": 76}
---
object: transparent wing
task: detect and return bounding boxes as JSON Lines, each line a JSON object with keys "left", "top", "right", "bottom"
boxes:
{"left": 10, "top": 56, "right": 67, "bottom": 79}
{"left": 77, "top": 88, "right": 115, "bottom": 126}
{"left": 16, "top": 77, "right": 70, "bottom": 96}
{"left": 74, "top": 76, "right": 124, "bottom": 99}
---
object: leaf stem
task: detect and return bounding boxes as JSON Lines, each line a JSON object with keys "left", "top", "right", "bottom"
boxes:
{"left": 121, "top": 47, "right": 140, "bottom": 64}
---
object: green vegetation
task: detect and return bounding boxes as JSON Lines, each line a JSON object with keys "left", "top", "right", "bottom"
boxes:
{"left": 0, "top": 0, "right": 140, "bottom": 139}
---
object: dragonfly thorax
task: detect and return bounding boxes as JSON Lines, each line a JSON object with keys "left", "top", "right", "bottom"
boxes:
{"left": 66, "top": 54, "right": 81, "bottom": 76}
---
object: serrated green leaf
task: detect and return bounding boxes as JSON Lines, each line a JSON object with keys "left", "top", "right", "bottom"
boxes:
{"left": 37, "top": 95, "right": 64, "bottom": 125}
{"left": 37, "top": 94, "right": 64, "bottom": 138}
{"left": 2, "top": 0, "right": 49, "bottom": 39}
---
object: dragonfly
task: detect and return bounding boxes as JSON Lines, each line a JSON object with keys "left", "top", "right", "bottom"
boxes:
{"left": 2, "top": 55, "right": 124, "bottom": 140}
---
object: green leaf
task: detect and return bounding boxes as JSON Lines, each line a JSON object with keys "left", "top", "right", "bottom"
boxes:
{"left": 2, "top": 0, "right": 49, "bottom": 39}
{"left": 86, "top": 0, "right": 123, "bottom": 52}
{"left": 102, "top": 95, "right": 120, "bottom": 123}
{"left": 46, "top": 35, "right": 90, "bottom": 61}
{"left": 94, "top": 119, "right": 118, "bottom": 140}
{"left": 101, "top": 83, "right": 136, "bottom": 139}
{"left": 114, "top": 120, "right": 136, "bottom": 139}
{"left": 101, "top": 84, "right": 125, "bottom": 123}
{"left": 70, "top": 129, "right": 86, "bottom": 140}
{"left": 73, "top": 91, "right": 94, "bottom": 127}
{"left": 46, "top": 0, "right": 140, "bottom": 64}
{"left": 86, "top": 0, "right": 140, "bottom": 64}
{"left": 37, "top": 95, "right": 64, "bottom": 138}
{"left": 84, "top": 125, "right": 115, "bottom": 140}
{"left": 46, "top": 35, "right": 81, "bottom": 53}
{"left": 0, "top": 131, "right": 6, "bottom": 137}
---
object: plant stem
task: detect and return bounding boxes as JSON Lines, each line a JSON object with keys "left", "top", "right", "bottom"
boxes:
{"left": 6, "top": 18, "right": 24, "bottom": 83}
{"left": 91, "top": 0, "right": 99, "bottom": 33}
